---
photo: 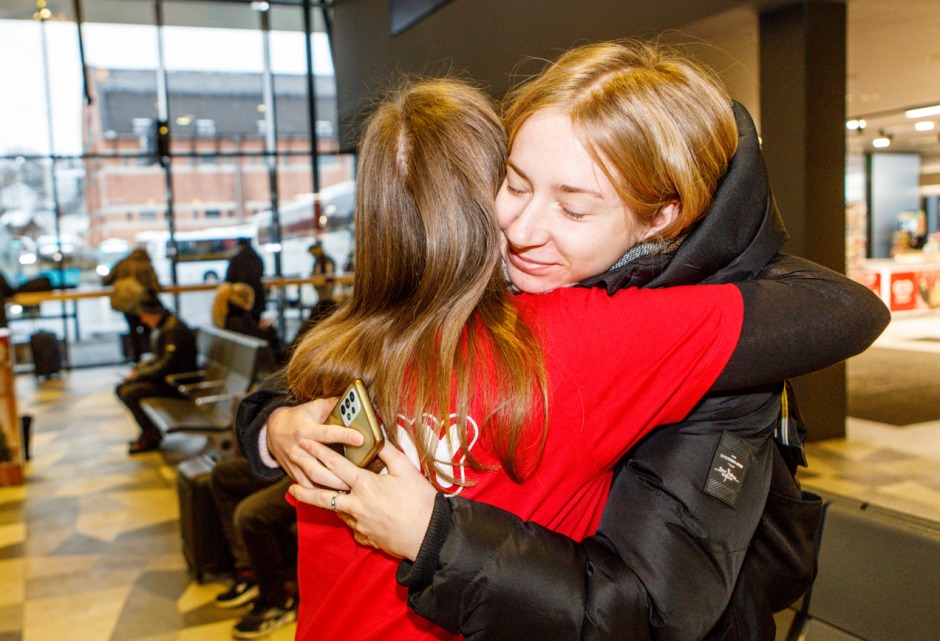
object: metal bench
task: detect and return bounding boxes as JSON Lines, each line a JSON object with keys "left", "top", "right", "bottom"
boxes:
{"left": 140, "top": 325, "right": 272, "bottom": 454}
{"left": 776, "top": 490, "right": 940, "bottom": 641}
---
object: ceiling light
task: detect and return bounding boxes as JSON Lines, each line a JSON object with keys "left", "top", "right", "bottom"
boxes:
{"left": 872, "top": 137, "right": 891, "bottom": 148}
{"left": 847, "top": 120, "right": 860, "bottom": 130}
{"left": 915, "top": 121, "right": 936, "bottom": 132}
{"left": 906, "top": 105, "right": 940, "bottom": 119}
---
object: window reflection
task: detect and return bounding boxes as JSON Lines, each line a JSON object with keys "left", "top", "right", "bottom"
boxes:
{"left": 0, "top": 3, "right": 354, "bottom": 368}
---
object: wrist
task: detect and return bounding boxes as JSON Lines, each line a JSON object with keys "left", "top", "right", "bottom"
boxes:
{"left": 397, "top": 493, "right": 452, "bottom": 589}
{"left": 258, "top": 423, "right": 279, "bottom": 469}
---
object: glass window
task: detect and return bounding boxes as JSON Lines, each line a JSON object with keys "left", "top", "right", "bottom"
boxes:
{"left": 1, "top": 1, "right": 345, "bottom": 367}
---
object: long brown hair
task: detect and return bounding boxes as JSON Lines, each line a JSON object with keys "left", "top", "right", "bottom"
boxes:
{"left": 504, "top": 40, "right": 738, "bottom": 239}
{"left": 288, "top": 79, "right": 548, "bottom": 488}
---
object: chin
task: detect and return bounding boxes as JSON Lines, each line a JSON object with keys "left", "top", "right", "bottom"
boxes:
{"left": 508, "top": 269, "right": 560, "bottom": 295}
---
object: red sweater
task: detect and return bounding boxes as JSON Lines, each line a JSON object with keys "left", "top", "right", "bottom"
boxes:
{"left": 292, "top": 284, "right": 743, "bottom": 640}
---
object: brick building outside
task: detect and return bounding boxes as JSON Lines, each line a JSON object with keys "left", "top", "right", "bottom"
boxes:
{"left": 82, "top": 67, "right": 354, "bottom": 253}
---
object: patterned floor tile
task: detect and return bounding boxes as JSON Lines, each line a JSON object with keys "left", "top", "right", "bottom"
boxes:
{"left": 0, "top": 524, "right": 26, "bottom": 550}
{"left": 25, "top": 559, "right": 142, "bottom": 601}
{"left": 176, "top": 579, "right": 227, "bottom": 614}
{"left": 877, "top": 479, "right": 940, "bottom": 509}
{"left": 0, "top": 501, "right": 23, "bottom": 527}
{"left": 0, "top": 559, "right": 25, "bottom": 607}
{"left": 23, "top": 585, "right": 133, "bottom": 641}
{"left": 0, "top": 604, "right": 23, "bottom": 632}
{"left": 24, "top": 555, "right": 98, "bottom": 581}
{"left": 109, "top": 571, "right": 201, "bottom": 641}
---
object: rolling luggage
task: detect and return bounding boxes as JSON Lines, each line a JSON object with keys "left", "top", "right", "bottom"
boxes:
{"left": 176, "top": 454, "right": 234, "bottom": 583}
{"left": 29, "top": 331, "right": 62, "bottom": 380}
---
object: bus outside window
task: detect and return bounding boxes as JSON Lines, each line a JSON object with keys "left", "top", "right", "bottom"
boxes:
{"left": 134, "top": 224, "right": 261, "bottom": 286}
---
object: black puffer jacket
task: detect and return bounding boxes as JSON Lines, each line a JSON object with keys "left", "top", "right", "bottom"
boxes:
{"left": 126, "top": 313, "right": 198, "bottom": 384}
{"left": 235, "top": 105, "right": 889, "bottom": 640}
{"left": 396, "top": 103, "right": 888, "bottom": 641}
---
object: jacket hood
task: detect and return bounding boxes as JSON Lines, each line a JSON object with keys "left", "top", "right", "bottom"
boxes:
{"left": 578, "top": 102, "right": 788, "bottom": 293}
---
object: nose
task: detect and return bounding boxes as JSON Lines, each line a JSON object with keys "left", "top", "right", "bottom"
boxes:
{"left": 503, "top": 198, "right": 549, "bottom": 249}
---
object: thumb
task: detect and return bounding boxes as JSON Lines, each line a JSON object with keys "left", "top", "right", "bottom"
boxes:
{"left": 378, "top": 440, "right": 419, "bottom": 477}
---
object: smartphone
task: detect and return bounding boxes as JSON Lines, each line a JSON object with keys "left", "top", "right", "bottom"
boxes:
{"left": 325, "top": 380, "right": 385, "bottom": 468}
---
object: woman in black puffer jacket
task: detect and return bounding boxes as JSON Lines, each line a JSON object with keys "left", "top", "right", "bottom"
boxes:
{"left": 236, "top": 42, "right": 888, "bottom": 641}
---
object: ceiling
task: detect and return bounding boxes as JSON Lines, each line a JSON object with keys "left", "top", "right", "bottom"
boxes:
{"left": 845, "top": 0, "right": 940, "bottom": 158}
{"left": 2, "top": 0, "right": 939, "bottom": 156}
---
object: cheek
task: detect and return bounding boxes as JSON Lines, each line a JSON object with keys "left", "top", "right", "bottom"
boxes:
{"left": 494, "top": 192, "right": 513, "bottom": 229}
{"left": 562, "top": 222, "right": 635, "bottom": 275}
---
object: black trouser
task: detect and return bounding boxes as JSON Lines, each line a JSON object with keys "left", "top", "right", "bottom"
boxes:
{"left": 115, "top": 378, "right": 178, "bottom": 443}
{"left": 210, "top": 457, "right": 296, "bottom": 606}
{"left": 124, "top": 312, "right": 151, "bottom": 362}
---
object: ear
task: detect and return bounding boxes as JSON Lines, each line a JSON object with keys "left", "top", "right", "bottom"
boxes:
{"left": 641, "top": 199, "right": 681, "bottom": 241}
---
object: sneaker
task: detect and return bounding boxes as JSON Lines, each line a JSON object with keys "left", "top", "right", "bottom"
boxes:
{"left": 232, "top": 598, "right": 297, "bottom": 639}
{"left": 216, "top": 577, "right": 259, "bottom": 609}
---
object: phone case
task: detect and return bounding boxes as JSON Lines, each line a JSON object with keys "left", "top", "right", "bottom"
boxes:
{"left": 325, "top": 380, "right": 384, "bottom": 468}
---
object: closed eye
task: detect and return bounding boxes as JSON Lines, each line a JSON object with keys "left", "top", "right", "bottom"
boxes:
{"left": 561, "top": 206, "right": 585, "bottom": 221}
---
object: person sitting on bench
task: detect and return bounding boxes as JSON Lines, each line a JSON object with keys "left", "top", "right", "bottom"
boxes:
{"left": 210, "top": 456, "right": 298, "bottom": 639}
{"left": 117, "top": 294, "right": 198, "bottom": 454}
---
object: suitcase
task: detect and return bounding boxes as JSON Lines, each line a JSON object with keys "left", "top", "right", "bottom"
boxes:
{"left": 176, "top": 454, "right": 234, "bottom": 583}
{"left": 30, "top": 331, "right": 62, "bottom": 380}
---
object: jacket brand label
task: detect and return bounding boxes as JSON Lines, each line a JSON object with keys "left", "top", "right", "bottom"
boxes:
{"left": 704, "top": 431, "right": 750, "bottom": 507}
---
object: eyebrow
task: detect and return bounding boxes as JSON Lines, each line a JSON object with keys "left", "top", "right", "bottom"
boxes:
{"left": 507, "top": 159, "right": 605, "bottom": 199}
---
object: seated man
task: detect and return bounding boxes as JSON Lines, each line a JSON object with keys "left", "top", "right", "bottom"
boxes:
{"left": 116, "top": 294, "right": 198, "bottom": 454}
{"left": 210, "top": 457, "right": 298, "bottom": 639}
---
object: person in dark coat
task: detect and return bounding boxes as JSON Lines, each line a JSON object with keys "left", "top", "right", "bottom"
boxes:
{"left": 0, "top": 273, "right": 15, "bottom": 329}
{"left": 103, "top": 248, "right": 161, "bottom": 362}
{"left": 117, "top": 294, "right": 198, "bottom": 454}
{"left": 213, "top": 282, "right": 283, "bottom": 366}
{"left": 210, "top": 457, "right": 298, "bottom": 638}
{"left": 226, "top": 239, "right": 266, "bottom": 323}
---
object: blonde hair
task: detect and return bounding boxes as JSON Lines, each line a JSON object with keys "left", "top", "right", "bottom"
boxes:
{"left": 288, "top": 79, "right": 548, "bottom": 488}
{"left": 212, "top": 282, "right": 254, "bottom": 328}
{"left": 504, "top": 40, "right": 738, "bottom": 239}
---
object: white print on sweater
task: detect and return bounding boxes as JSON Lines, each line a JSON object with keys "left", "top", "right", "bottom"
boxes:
{"left": 394, "top": 414, "right": 480, "bottom": 497}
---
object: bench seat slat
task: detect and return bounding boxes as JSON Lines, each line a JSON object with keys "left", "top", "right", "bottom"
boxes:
{"left": 141, "top": 397, "right": 231, "bottom": 433}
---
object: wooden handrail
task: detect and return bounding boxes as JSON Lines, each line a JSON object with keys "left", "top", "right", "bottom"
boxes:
{"left": 9, "top": 274, "right": 353, "bottom": 306}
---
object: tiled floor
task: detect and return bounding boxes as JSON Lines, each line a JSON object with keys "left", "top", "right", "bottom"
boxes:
{"left": 0, "top": 366, "right": 296, "bottom": 641}
{"left": 2, "top": 315, "right": 940, "bottom": 641}
{"left": 798, "top": 315, "right": 940, "bottom": 523}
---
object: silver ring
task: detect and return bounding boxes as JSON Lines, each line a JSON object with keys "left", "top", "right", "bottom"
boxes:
{"left": 331, "top": 491, "right": 340, "bottom": 511}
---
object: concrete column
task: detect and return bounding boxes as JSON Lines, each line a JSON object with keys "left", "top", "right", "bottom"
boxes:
{"left": 759, "top": 1, "right": 848, "bottom": 440}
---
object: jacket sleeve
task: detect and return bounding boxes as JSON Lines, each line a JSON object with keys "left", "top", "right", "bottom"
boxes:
{"left": 129, "top": 326, "right": 190, "bottom": 382}
{"left": 714, "top": 254, "right": 889, "bottom": 390}
{"left": 402, "top": 258, "right": 889, "bottom": 640}
{"left": 234, "top": 378, "right": 297, "bottom": 482}
{"left": 405, "top": 389, "right": 783, "bottom": 641}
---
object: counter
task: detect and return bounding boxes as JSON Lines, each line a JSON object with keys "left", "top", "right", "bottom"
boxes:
{"left": 862, "top": 256, "right": 940, "bottom": 312}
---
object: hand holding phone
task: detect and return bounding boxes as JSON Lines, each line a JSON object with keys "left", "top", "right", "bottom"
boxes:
{"left": 325, "top": 380, "right": 385, "bottom": 469}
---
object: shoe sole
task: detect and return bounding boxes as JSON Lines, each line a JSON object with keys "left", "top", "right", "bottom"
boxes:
{"left": 216, "top": 585, "right": 260, "bottom": 609}
{"left": 232, "top": 610, "right": 297, "bottom": 639}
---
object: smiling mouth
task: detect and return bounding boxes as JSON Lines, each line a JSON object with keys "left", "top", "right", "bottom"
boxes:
{"left": 507, "top": 249, "right": 554, "bottom": 272}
